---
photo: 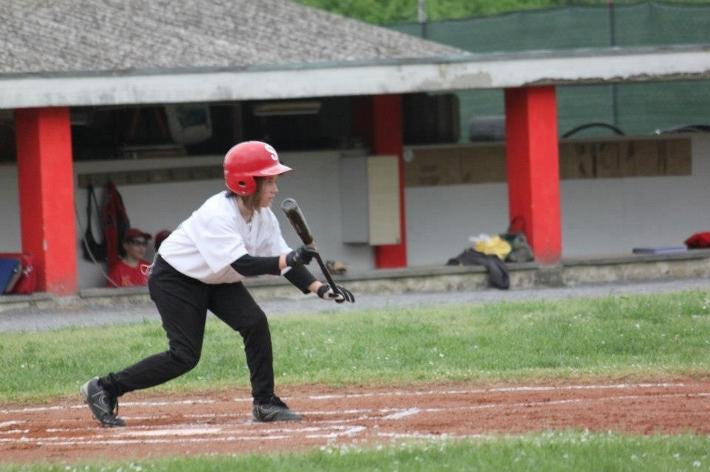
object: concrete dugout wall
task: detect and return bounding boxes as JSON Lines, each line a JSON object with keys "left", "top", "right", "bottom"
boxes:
{"left": 406, "top": 133, "right": 710, "bottom": 266}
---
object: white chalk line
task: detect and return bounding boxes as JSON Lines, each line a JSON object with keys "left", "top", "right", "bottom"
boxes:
{"left": 0, "top": 435, "right": 291, "bottom": 446}
{"left": 0, "top": 398, "right": 217, "bottom": 415}
{"left": 128, "top": 391, "right": 710, "bottom": 424}
{"left": 300, "top": 392, "right": 710, "bottom": 418}
{"left": 0, "top": 420, "right": 27, "bottom": 428}
{"left": 306, "top": 425, "right": 366, "bottom": 439}
{"left": 304, "top": 382, "right": 688, "bottom": 400}
{"left": 182, "top": 407, "right": 372, "bottom": 419}
{"left": 78, "top": 390, "right": 710, "bottom": 433}
{"left": 0, "top": 405, "right": 81, "bottom": 415}
{"left": 0, "top": 424, "right": 368, "bottom": 446}
{"left": 144, "top": 391, "right": 710, "bottom": 430}
{"left": 377, "top": 431, "right": 488, "bottom": 440}
{"left": 0, "top": 431, "right": 488, "bottom": 447}
{"left": 0, "top": 381, "right": 692, "bottom": 416}
{"left": 0, "top": 383, "right": 700, "bottom": 415}
{"left": 382, "top": 408, "right": 421, "bottom": 420}
{"left": 3, "top": 389, "right": 707, "bottom": 427}
{"left": 1, "top": 391, "right": 707, "bottom": 449}
{"left": 6, "top": 423, "right": 363, "bottom": 438}
{"left": 121, "top": 399, "right": 217, "bottom": 407}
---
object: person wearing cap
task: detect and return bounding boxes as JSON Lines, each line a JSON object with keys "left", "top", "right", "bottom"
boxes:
{"left": 80, "top": 141, "right": 354, "bottom": 428}
{"left": 106, "top": 228, "right": 152, "bottom": 287}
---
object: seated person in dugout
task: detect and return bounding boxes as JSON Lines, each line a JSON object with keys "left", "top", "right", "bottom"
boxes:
{"left": 107, "top": 228, "right": 152, "bottom": 287}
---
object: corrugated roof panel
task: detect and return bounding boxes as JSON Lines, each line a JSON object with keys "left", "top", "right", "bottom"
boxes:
{"left": 0, "top": 0, "right": 465, "bottom": 75}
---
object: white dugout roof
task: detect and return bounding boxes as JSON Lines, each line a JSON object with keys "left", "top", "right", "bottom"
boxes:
{"left": 2, "top": 45, "right": 710, "bottom": 109}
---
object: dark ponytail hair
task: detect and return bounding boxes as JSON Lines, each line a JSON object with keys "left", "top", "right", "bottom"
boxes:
{"left": 226, "top": 177, "right": 264, "bottom": 213}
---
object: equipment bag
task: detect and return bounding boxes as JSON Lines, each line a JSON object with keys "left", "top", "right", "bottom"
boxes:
{"left": 685, "top": 231, "right": 710, "bottom": 249}
{"left": 502, "top": 216, "right": 534, "bottom": 263}
{"left": 446, "top": 248, "right": 510, "bottom": 290}
{"left": 0, "top": 253, "right": 37, "bottom": 295}
{"left": 0, "top": 258, "right": 20, "bottom": 294}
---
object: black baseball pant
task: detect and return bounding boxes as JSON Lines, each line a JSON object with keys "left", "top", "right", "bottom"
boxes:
{"left": 100, "top": 255, "right": 275, "bottom": 403}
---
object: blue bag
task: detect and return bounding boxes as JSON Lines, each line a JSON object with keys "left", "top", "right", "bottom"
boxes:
{"left": 0, "top": 258, "right": 21, "bottom": 294}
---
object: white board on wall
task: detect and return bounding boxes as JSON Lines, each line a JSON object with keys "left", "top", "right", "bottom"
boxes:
{"left": 368, "top": 155, "right": 400, "bottom": 245}
{"left": 340, "top": 154, "right": 400, "bottom": 245}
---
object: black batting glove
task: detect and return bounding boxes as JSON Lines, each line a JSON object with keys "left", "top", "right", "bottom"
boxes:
{"left": 317, "top": 284, "right": 355, "bottom": 304}
{"left": 285, "top": 245, "right": 316, "bottom": 267}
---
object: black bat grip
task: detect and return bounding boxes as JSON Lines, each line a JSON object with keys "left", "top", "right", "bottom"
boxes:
{"left": 314, "top": 253, "right": 341, "bottom": 296}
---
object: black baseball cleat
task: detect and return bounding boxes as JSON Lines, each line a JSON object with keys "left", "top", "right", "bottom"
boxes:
{"left": 80, "top": 377, "right": 126, "bottom": 427}
{"left": 252, "top": 395, "right": 301, "bottom": 422}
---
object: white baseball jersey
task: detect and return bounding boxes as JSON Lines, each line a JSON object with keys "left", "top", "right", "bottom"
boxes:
{"left": 159, "top": 191, "right": 292, "bottom": 284}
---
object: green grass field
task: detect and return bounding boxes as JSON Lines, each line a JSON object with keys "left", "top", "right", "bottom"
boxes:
{"left": 0, "top": 290, "right": 708, "bottom": 471}
{"left": 1, "top": 290, "right": 708, "bottom": 402}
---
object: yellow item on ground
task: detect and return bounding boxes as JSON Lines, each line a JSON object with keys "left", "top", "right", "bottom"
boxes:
{"left": 474, "top": 235, "right": 512, "bottom": 260}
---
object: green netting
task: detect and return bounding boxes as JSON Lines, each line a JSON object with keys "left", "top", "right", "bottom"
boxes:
{"left": 390, "top": 2, "right": 710, "bottom": 51}
{"left": 614, "top": 2, "right": 710, "bottom": 46}
{"left": 388, "top": 2, "right": 710, "bottom": 139}
{"left": 615, "top": 81, "right": 710, "bottom": 133}
{"left": 404, "top": 6, "right": 612, "bottom": 52}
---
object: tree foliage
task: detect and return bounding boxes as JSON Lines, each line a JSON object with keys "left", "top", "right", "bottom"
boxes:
{"left": 294, "top": 0, "right": 710, "bottom": 24}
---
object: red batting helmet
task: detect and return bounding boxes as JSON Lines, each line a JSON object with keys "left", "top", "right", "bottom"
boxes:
{"left": 223, "top": 141, "right": 292, "bottom": 196}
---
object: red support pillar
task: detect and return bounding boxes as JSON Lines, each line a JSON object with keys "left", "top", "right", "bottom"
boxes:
{"left": 504, "top": 86, "right": 561, "bottom": 264}
{"left": 371, "top": 95, "right": 407, "bottom": 268}
{"left": 15, "top": 107, "right": 78, "bottom": 294}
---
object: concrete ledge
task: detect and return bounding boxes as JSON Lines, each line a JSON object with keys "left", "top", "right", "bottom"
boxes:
{"left": 0, "top": 292, "right": 57, "bottom": 312}
{"left": 563, "top": 249, "right": 710, "bottom": 266}
{"left": 562, "top": 249, "right": 710, "bottom": 286}
{"left": 1, "top": 250, "right": 708, "bottom": 312}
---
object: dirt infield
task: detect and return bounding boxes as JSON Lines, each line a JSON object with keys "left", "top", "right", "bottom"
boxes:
{"left": 1, "top": 378, "right": 708, "bottom": 463}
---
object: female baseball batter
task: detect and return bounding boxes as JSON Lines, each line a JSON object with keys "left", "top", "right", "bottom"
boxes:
{"left": 81, "top": 141, "right": 354, "bottom": 427}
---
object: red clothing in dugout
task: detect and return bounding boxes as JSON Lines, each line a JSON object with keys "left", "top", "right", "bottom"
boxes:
{"left": 107, "top": 259, "right": 150, "bottom": 287}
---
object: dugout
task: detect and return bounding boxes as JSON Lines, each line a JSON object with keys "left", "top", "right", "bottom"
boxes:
{"left": 0, "top": 1, "right": 709, "bottom": 293}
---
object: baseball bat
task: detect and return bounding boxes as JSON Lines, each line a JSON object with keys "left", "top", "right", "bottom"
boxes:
{"left": 280, "top": 198, "right": 341, "bottom": 295}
